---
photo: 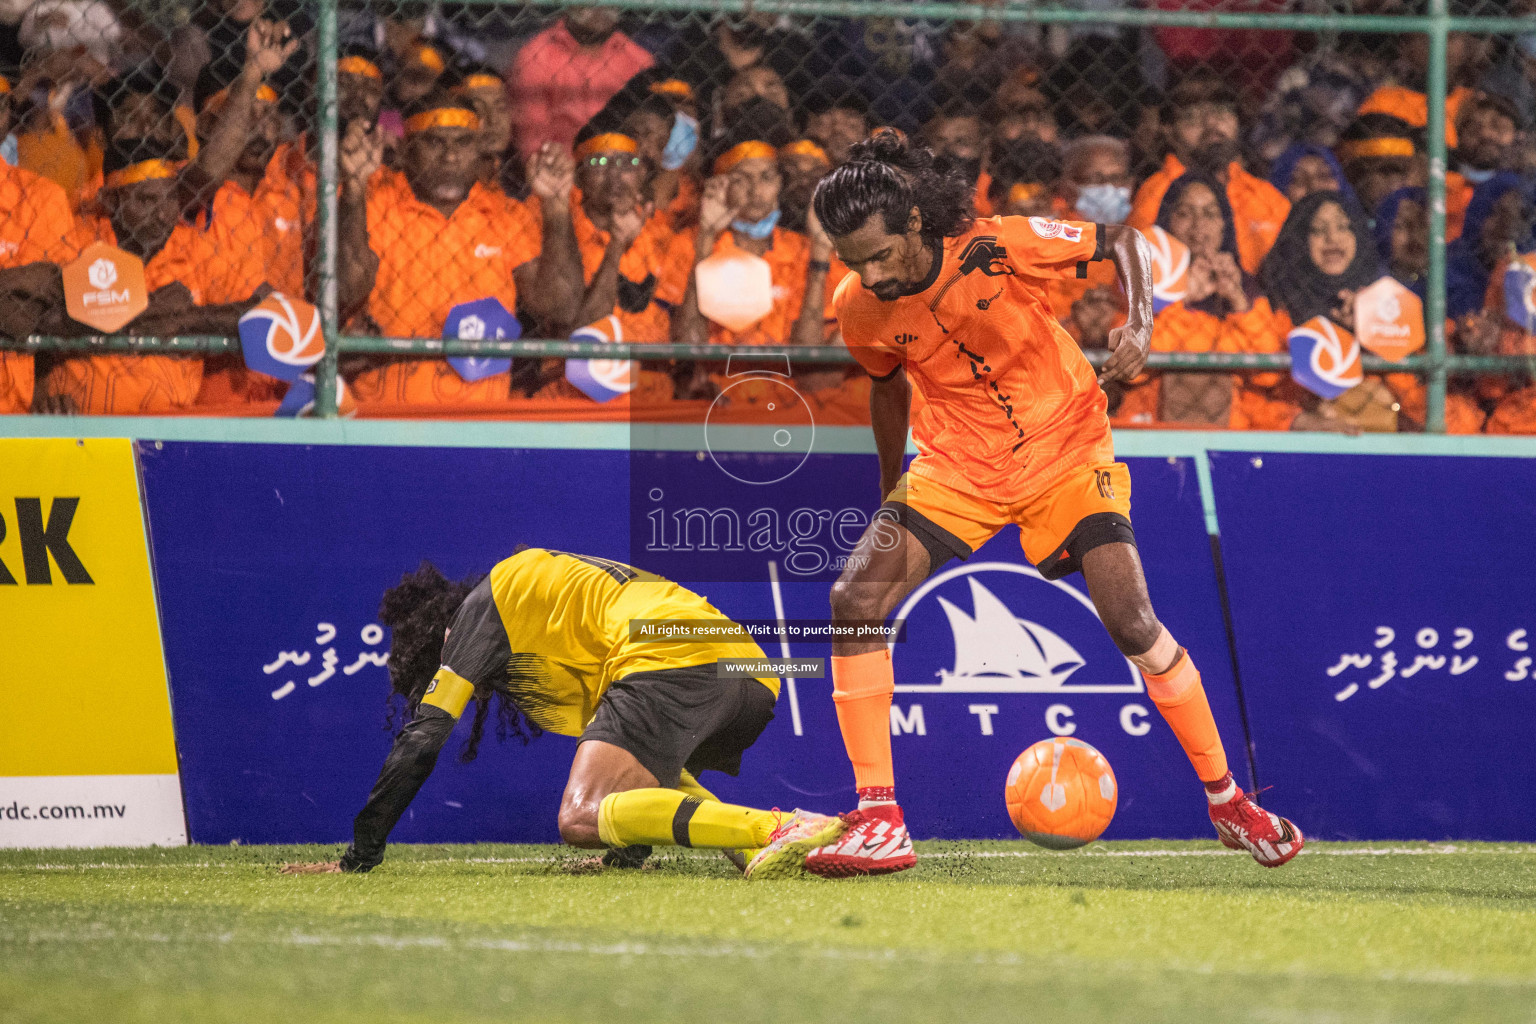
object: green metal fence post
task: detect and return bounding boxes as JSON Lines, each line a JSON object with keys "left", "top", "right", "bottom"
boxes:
{"left": 1425, "top": 0, "right": 1450, "bottom": 434}
{"left": 313, "top": 0, "right": 341, "bottom": 418}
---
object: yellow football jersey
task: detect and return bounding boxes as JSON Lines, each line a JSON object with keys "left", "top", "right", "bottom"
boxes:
{"left": 422, "top": 548, "right": 775, "bottom": 735}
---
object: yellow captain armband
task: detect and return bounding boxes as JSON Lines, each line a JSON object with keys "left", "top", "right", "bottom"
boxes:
{"left": 420, "top": 668, "right": 476, "bottom": 718}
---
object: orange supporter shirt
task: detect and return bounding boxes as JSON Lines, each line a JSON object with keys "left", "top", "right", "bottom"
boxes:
{"left": 0, "top": 161, "right": 78, "bottom": 268}
{"left": 1128, "top": 154, "right": 1290, "bottom": 274}
{"left": 521, "top": 196, "right": 681, "bottom": 404}
{"left": 276, "top": 139, "right": 405, "bottom": 235}
{"left": 1049, "top": 258, "right": 1122, "bottom": 321}
{"left": 43, "top": 213, "right": 215, "bottom": 414}
{"left": 365, "top": 179, "right": 541, "bottom": 338}
{"left": 352, "top": 180, "right": 542, "bottom": 406}
{"left": 1358, "top": 85, "right": 1473, "bottom": 150}
{"left": 835, "top": 215, "right": 1114, "bottom": 504}
{"left": 0, "top": 161, "right": 73, "bottom": 410}
{"left": 201, "top": 155, "right": 305, "bottom": 301}
{"left": 568, "top": 197, "right": 677, "bottom": 341}
{"left": 1116, "top": 298, "right": 1300, "bottom": 430}
{"left": 16, "top": 114, "right": 93, "bottom": 208}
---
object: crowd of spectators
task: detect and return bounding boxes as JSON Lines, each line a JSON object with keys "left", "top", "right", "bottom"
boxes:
{"left": 2, "top": 1, "right": 1536, "bottom": 431}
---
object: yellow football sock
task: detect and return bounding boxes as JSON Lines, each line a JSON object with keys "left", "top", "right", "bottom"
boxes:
{"left": 676, "top": 771, "right": 757, "bottom": 863}
{"left": 597, "top": 788, "right": 781, "bottom": 850}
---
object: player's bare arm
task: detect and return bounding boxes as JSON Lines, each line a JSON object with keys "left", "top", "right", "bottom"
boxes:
{"left": 869, "top": 367, "right": 910, "bottom": 499}
{"left": 1097, "top": 222, "right": 1155, "bottom": 387}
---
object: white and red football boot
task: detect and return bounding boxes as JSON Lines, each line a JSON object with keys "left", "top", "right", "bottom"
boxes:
{"left": 803, "top": 804, "right": 916, "bottom": 878}
{"left": 1209, "top": 789, "right": 1304, "bottom": 867}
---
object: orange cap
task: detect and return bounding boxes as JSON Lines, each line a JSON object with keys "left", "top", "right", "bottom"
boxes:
{"left": 781, "top": 139, "right": 829, "bottom": 164}
{"left": 105, "top": 158, "right": 179, "bottom": 189}
{"left": 714, "top": 140, "right": 777, "bottom": 176}
{"left": 404, "top": 107, "right": 481, "bottom": 134}
{"left": 454, "top": 73, "right": 502, "bottom": 93}
{"left": 649, "top": 78, "right": 694, "bottom": 102}
{"left": 1338, "top": 137, "right": 1415, "bottom": 161}
{"left": 575, "top": 132, "right": 639, "bottom": 160}
{"left": 337, "top": 55, "right": 383, "bottom": 80}
{"left": 412, "top": 45, "right": 445, "bottom": 73}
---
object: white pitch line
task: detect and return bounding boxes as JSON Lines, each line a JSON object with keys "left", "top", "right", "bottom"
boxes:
{"left": 766, "top": 559, "right": 803, "bottom": 736}
{"left": 3, "top": 925, "right": 1534, "bottom": 991}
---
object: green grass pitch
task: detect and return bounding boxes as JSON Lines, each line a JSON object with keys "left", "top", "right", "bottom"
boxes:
{"left": 3, "top": 840, "right": 1535, "bottom": 1024}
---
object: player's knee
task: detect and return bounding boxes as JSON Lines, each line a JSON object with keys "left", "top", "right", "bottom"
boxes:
{"left": 557, "top": 800, "right": 602, "bottom": 848}
{"left": 830, "top": 577, "right": 889, "bottom": 623}
{"left": 1102, "top": 602, "right": 1161, "bottom": 658}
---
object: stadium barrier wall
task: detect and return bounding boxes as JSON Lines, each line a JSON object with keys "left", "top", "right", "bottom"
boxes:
{"left": 1210, "top": 450, "right": 1536, "bottom": 842}
{"left": 0, "top": 438, "right": 187, "bottom": 849}
{"left": 135, "top": 440, "right": 1242, "bottom": 844}
{"left": 4, "top": 420, "right": 1535, "bottom": 845}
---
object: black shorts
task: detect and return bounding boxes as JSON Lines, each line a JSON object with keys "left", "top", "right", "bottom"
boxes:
{"left": 579, "top": 665, "right": 778, "bottom": 789}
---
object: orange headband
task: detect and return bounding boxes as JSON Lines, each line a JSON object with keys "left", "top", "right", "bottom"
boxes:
{"left": 575, "top": 132, "right": 639, "bottom": 160}
{"left": 1339, "top": 137, "right": 1415, "bottom": 161}
{"left": 454, "top": 73, "right": 502, "bottom": 93}
{"left": 412, "top": 46, "right": 445, "bottom": 72}
{"left": 714, "top": 140, "right": 776, "bottom": 175}
{"left": 405, "top": 107, "right": 481, "bottom": 134}
{"left": 649, "top": 78, "right": 693, "bottom": 101}
{"left": 202, "top": 83, "right": 279, "bottom": 114}
{"left": 105, "top": 158, "right": 177, "bottom": 189}
{"left": 781, "top": 139, "right": 829, "bottom": 164}
{"left": 1008, "top": 182, "right": 1047, "bottom": 205}
{"left": 0, "top": 75, "right": 10, "bottom": 96}
{"left": 337, "top": 55, "right": 382, "bottom": 79}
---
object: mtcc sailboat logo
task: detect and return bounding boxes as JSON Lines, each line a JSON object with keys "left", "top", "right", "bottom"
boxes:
{"left": 891, "top": 562, "right": 1142, "bottom": 693}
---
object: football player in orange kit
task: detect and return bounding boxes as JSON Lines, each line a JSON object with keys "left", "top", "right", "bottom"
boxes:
{"left": 804, "top": 129, "right": 1304, "bottom": 877}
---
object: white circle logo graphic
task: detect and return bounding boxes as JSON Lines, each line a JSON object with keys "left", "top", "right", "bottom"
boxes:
{"left": 88, "top": 258, "right": 118, "bottom": 290}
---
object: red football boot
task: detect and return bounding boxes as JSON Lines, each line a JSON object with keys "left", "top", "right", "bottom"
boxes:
{"left": 803, "top": 804, "right": 916, "bottom": 878}
{"left": 1209, "top": 790, "right": 1304, "bottom": 867}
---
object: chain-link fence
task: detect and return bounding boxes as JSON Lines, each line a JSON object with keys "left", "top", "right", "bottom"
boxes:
{"left": 3, "top": 0, "right": 1536, "bottom": 430}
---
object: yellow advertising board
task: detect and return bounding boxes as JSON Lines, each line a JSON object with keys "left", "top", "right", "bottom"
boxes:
{"left": 0, "top": 438, "right": 186, "bottom": 847}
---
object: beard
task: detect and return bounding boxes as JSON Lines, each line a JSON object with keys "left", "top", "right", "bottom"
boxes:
{"left": 1189, "top": 139, "right": 1239, "bottom": 175}
{"left": 239, "top": 136, "right": 277, "bottom": 174}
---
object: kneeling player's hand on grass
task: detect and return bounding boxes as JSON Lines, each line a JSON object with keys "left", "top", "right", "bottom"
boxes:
{"left": 279, "top": 861, "right": 343, "bottom": 875}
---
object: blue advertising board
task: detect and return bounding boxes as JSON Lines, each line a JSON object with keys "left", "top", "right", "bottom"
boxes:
{"left": 139, "top": 441, "right": 1239, "bottom": 844}
{"left": 1208, "top": 451, "right": 1536, "bottom": 841}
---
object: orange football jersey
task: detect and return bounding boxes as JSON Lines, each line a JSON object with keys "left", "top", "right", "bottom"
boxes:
{"left": 835, "top": 215, "right": 1116, "bottom": 503}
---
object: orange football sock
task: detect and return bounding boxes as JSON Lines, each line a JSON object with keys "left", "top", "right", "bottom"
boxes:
{"left": 831, "top": 648, "right": 896, "bottom": 799}
{"left": 1141, "top": 648, "right": 1229, "bottom": 783}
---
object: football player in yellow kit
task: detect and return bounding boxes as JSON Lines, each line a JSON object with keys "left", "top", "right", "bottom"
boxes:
{"left": 282, "top": 548, "right": 844, "bottom": 878}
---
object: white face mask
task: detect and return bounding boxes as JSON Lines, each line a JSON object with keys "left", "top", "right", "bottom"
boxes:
{"left": 1075, "top": 183, "right": 1133, "bottom": 224}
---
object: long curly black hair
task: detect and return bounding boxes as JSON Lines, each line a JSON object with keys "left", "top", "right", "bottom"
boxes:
{"left": 812, "top": 126, "right": 976, "bottom": 241}
{"left": 377, "top": 561, "right": 540, "bottom": 763}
